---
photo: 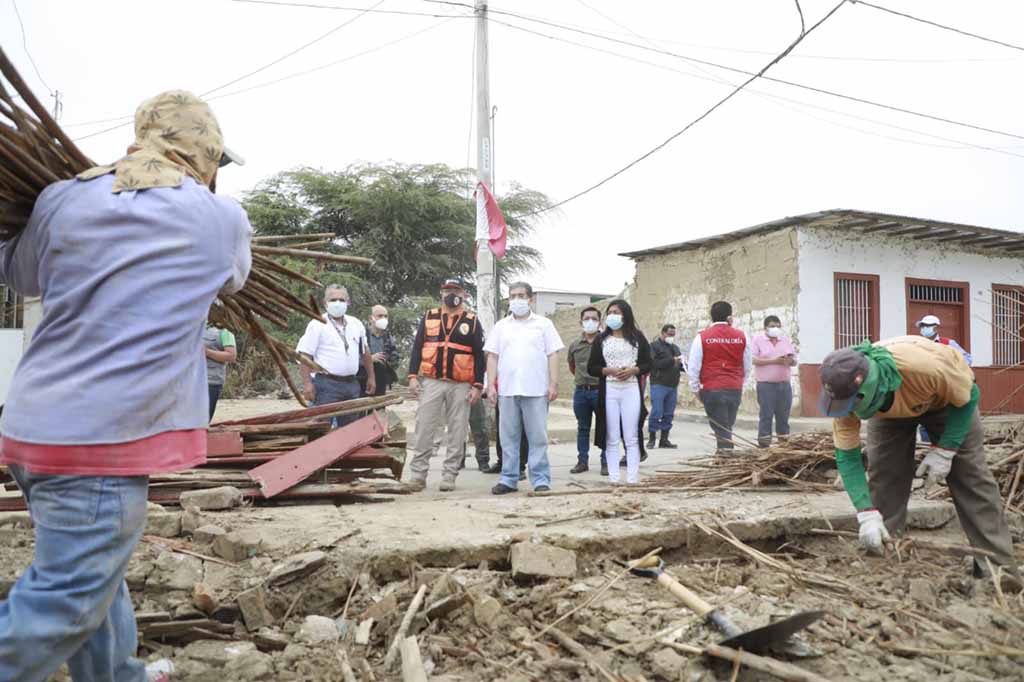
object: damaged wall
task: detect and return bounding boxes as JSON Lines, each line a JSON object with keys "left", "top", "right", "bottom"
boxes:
{"left": 628, "top": 227, "right": 801, "bottom": 413}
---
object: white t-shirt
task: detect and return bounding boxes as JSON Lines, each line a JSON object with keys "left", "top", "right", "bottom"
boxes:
{"left": 296, "top": 314, "right": 367, "bottom": 377}
{"left": 602, "top": 336, "right": 639, "bottom": 385}
{"left": 484, "top": 313, "right": 565, "bottom": 397}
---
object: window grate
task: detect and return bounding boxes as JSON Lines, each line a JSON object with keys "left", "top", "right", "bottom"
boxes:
{"left": 993, "top": 287, "right": 1023, "bottom": 367}
{"left": 835, "top": 277, "right": 876, "bottom": 347}
{"left": 0, "top": 286, "right": 21, "bottom": 329}
{"left": 908, "top": 284, "right": 963, "bottom": 303}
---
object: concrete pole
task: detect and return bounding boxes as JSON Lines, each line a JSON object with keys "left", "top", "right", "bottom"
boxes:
{"left": 474, "top": 0, "right": 496, "bottom": 333}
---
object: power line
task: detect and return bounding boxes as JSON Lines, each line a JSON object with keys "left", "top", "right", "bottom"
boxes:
{"left": 489, "top": 15, "right": 1024, "bottom": 159}
{"left": 469, "top": 3, "right": 1024, "bottom": 143}
{"left": 851, "top": 0, "right": 1024, "bottom": 53}
{"left": 521, "top": 0, "right": 851, "bottom": 216}
{"left": 231, "top": 0, "right": 466, "bottom": 19}
{"left": 11, "top": 0, "right": 53, "bottom": 94}
{"left": 203, "top": 0, "right": 388, "bottom": 96}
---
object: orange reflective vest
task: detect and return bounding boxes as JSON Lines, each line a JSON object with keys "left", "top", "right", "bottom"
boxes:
{"left": 416, "top": 308, "right": 481, "bottom": 384}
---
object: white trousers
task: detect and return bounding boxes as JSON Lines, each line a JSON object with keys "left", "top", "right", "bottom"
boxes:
{"left": 605, "top": 381, "right": 641, "bottom": 484}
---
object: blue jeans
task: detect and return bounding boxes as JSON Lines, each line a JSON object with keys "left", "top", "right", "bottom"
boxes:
{"left": 313, "top": 374, "right": 362, "bottom": 428}
{"left": 572, "top": 386, "right": 605, "bottom": 466}
{"left": 756, "top": 381, "right": 792, "bottom": 446}
{"left": 498, "top": 396, "right": 551, "bottom": 489}
{"left": 648, "top": 384, "right": 678, "bottom": 434}
{"left": 0, "top": 465, "right": 149, "bottom": 682}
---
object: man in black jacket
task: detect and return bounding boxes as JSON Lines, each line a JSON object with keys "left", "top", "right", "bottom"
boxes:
{"left": 648, "top": 324, "right": 683, "bottom": 449}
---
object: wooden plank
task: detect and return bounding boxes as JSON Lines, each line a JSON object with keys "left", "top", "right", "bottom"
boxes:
{"left": 210, "top": 393, "right": 401, "bottom": 427}
{"left": 206, "top": 430, "right": 243, "bottom": 456}
{"left": 248, "top": 413, "right": 387, "bottom": 498}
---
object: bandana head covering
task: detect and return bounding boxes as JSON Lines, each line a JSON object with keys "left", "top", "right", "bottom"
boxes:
{"left": 851, "top": 341, "right": 902, "bottom": 419}
{"left": 78, "top": 90, "right": 224, "bottom": 192}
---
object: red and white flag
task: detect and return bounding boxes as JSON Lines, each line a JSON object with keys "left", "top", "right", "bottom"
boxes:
{"left": 474, "top": 180, "right": 507, "bottom": 260}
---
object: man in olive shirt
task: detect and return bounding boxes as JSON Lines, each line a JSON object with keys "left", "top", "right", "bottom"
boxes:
{"left": 820, "top": 336, "right": 1017, "bottom": 582}
{"left": 567, "top": 307, "right": 607, "bottom": 474}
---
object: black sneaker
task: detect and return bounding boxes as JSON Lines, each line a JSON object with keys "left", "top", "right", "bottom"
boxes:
{"left": 659, "top": 436, "right": 678, "bottom": 449}
{"left": 570, "top": 463, "right": 589, "bottom": 474}
{"left": 640, "top": 450, "right": 648, "bottom": 462}
{"left": 600, "top": 463, "right": 609, "bottom": 476}
{"left": 534, "top": 485, "right": 551, "bottom": 493}
{"left": 647, "top": 434, "right": 657, "bottom": 450}
{"left": 477, "top": 459, "right": 491, "bottom": 471}
{"left": 483, "top": 463, "right": 502, "bottom": 474}
{"left": 491, "top": 483, "right": 517, "bottom": 495}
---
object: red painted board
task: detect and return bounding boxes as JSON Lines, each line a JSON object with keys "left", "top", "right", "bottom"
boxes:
{"left": 248, "top": 413, "right": 386, "bottom": 498}
{"left": 206, "top": 430, "right": 244, "bottom": 456}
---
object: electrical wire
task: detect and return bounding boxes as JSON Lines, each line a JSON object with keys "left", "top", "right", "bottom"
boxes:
{"left": 517, "top": 0, "right": 851, "bottom": 217}
{"left": 231, "top": 0, "right": 467, "bottom": 19}
{"left": 11, "top": 0, "right": 53, "bottom": 94}
{"left": 490, "top": 15, "right": 1024, "bottom": 158}
{"left": 469, "top": 4, "right": 1024, "bottom": 143}
{"left": 851, "top": 0, "right": 1024, "bottom": 53}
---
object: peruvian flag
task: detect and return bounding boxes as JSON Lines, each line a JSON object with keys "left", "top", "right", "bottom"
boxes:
{"left": 474, "top": 180, "right": 507, "bottom": 260}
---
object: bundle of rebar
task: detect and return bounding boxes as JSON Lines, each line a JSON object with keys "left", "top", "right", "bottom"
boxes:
{"left": 645, "top": 432, "right": 837, "bottom": 492}
{"left": 0, "top": 46, "right": 366, "bottom": 404}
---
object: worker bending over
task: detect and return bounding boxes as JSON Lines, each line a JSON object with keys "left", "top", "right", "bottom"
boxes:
{"left": 819, "top": 336, "right": 1018, "bottom": 581}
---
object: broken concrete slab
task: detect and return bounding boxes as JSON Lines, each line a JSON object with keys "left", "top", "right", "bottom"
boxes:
{"left": 0, "top": 511, "right": 32, "bottom": 529}
{"left": 179, "top": 486, "right": 243, "bottom": 511}
{"left": 223, "top": 649, "right": 274, "bottom": 680}
{"left": 148, "top": 552, "right": 203, "bottom": 592}
{"left": 510, "top": 542, "right": 577, "bottom": 581}
{"left": 181, "top": 639, "right": 258, "bottom": 667}
{"left": 473, "top": 595, "right": 502, "bottom": 629}
{"left": 181, "top": 507, "right": 207, "bottom": 534}
{"left": 648, "top": 647, "right": 687, "bottom": 681}
{"left": 192, "top": 524, "right": 227, "bottom": 545}
{"left": 266, "top": 550, "right": 326, "bottom": 586}
{"left": 212, "top": 529, "right": 263, "bottom": 562}
{"left": 145, "top": 504, "right": 182, "bottom": 538}
{"left": 238, "top": 585, "right": 275, "bottom": 632}
{"left": 295, "top": 615, "right": 340, "bottom": 645}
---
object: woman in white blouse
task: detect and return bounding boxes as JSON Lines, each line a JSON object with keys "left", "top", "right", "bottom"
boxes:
{"left": 586, "top": 299, "right": 652, "bottom": 484}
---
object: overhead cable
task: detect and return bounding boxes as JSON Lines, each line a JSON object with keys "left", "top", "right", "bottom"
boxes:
{"left": 851, "top": 1, "right": 1024, "bottom": 53}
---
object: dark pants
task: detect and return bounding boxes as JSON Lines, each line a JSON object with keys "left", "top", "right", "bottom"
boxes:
{"left": 755, "top": 381, "right": 792, "bottom": 447}
{"left": 313, "top": 374, "right": 362, "bottom": 428}
{"left": 463, "top": 399, "right": 491, "bottom": 466}
{"left": 208, "top": 384, "right": 222, "bottom": 422}
{"left": 648, "top": 384, "right": 678, "bottom": 435}
{"left": 572, "top": 386, "right": 606, "bottom": 466}
{"left": 867, "top": 410, "right": 1017, "bottom": 575}
{"left": 702, "top": 389, "right": 742, "bottom": 450}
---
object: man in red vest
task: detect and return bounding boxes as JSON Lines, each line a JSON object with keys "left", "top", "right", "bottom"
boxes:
{"left": 687, "top": 301, "right": 752, "bottom": 451}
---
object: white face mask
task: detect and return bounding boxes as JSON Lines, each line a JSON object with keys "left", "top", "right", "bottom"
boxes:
{"left": 766, "top": 327, "right": 782, "bottom": 339}
{"left": 665, "top": 335, "right": 676, "bottom": 343}
{"left": 582, "top": 319, "right": 599, "bottom": 334}
{"left": 509, "top": 299, "right": 530, "bottom": 317}
{"left": 919, "top": 325, "right": 937, "bottom": 339}
{"left": 606, "top": 314, "right": 623, "bottom": 330}
{"left": 374, "top": 317, "right": 389, "bottom": 331}
{"left": 326, "top": 300, "right": 348, "bottom": 318}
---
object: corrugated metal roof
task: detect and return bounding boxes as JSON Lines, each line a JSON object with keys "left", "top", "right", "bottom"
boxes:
{"left": 619, "top": 209, "right": 1024, "bottom": 258}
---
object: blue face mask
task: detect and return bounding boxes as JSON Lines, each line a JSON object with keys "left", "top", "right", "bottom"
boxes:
{"left": 919, "top": 326, "right": 937, "bottom": 339}
{"left": 606, "top": 314, "right": 623, "bottom": 330}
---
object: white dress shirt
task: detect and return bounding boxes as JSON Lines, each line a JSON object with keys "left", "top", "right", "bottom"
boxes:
{"left": 296, "top": 314, "right": 367, "bottom": 377}
{"left": 484, "top": 312, "right": 565, "bottom": 397}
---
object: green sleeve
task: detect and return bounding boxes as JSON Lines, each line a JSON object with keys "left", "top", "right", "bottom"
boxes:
{"left": 220, "top": 329, "right": 236, "bottom": 348}
{"left": 836, "top": 447, "right": 873, "bottom": 511}
{"left": 937, "top": 383, "right": 979, "bottom": 451}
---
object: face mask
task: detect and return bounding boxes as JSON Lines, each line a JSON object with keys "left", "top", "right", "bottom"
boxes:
{"left": 919, "top": 326, "right": 937, "bottom": 339}
{"left": 582, "top": 319, "right": 599, "bottom": 334}
{"left": 444, "top": 293, "right": 463, "bottom": 308}
{"left": 766, "top": 327, "right": 782, "bottom": 339}
{"left": 665, "top": 335, "right": 676, "bottom": 343}
{"left": 326, "top": 300, "right": 348, "bottom": 318}
{"left": 606, "top": 314, "right": 623, "bottom": 330}
{"left": 509, "top": 299, "right": 530, "bottom": 317}
{"left": 374, "top": 317, "right": 389, "bottom": 331}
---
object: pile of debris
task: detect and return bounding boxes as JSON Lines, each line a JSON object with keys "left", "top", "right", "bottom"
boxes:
{"left": 643, "top": 432, "right": 837, "bottom": 493}
{"left": 0, "top": 397, "right": 408, "bottom": 512}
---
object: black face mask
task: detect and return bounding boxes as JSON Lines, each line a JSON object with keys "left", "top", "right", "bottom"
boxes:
{"left": 444, "top": 293, "right": 462, "bottom": 308}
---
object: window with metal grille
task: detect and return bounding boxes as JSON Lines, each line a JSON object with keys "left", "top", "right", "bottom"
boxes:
{"left": 0, "top": 286, "right": 22, "bottom": 329}
{"left": 992, "top": 285, "right": 1023, "bottom": 367}
{"left": 834, "top": 273, "right": 880, "bottom": 349}
{"left": 908, "top": 283, "right": 964, "bottom": 303}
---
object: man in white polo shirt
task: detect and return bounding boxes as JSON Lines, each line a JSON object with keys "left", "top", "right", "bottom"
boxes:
{"left": 485, "top": 281, "right": 564, "bottom": 494}
{"left": 297, "top": 284, "right": 375, "bottom": 427}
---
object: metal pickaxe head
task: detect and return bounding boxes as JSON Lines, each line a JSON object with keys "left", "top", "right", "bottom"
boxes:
{"left": 624, "top": 555, "right": 664, "bottom": 578}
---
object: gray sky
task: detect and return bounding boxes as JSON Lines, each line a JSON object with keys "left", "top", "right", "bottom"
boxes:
{"left": 4, "top": 0, "right": 1023, "bottom": 295}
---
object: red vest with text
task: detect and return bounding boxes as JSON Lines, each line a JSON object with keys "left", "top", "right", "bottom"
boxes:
{"left": 699, "top": 323, "right": 747, "bottom": 390}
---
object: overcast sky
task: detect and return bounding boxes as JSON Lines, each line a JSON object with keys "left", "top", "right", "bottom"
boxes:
{"left": 4, "top": 0, "right": 1022, "bottom": 295}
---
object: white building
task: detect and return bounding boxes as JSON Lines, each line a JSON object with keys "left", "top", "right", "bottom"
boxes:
{"left": 532, "top": 288, "right": 614, "bottom": 317}
{"left": 621, "top": 209, "right": 1024, "bottom": 415}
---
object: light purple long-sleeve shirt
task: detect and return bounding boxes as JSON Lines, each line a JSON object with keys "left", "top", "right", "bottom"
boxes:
{"left": 0, "top": 175, "right": 251, "bottom": 445}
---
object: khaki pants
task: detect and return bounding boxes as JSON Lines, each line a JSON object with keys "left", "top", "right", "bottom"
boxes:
{"left": 867, "top": 409, "right": 1017, "bottom": 573}
{"left": 409, "top": 378, "right": 470, "bottom": 482}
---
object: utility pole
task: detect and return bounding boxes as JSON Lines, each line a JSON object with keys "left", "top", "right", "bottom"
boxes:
{"left": 474, "top": 0, "right": 496, "bottom": 333}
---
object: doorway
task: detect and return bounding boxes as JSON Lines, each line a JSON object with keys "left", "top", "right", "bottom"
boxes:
{"left": 905, "top": 278, "right": 970, "bottom": 350}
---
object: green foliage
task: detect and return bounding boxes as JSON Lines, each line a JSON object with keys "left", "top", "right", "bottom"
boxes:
{"left": 228, "top": 162, "right": 553, "bottom": 397}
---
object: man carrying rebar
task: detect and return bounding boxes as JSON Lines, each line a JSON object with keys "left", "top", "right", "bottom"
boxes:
{"left": 819, "top": 336, "right": 1019, "bottom": 583}
{"left": 0, "top": 91, "right": 251, "bottom": 681}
